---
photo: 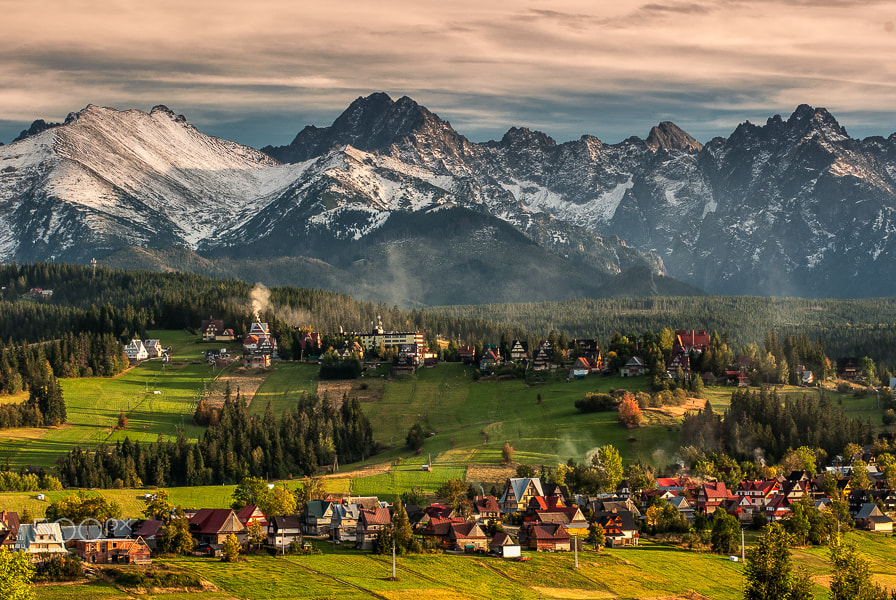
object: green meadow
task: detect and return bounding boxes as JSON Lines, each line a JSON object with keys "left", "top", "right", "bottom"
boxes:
{"left": 29, "top": 531, "right": 896, "bottom": 600}
{"left": 0, "top": 330, "right": 226, "bottom": 470}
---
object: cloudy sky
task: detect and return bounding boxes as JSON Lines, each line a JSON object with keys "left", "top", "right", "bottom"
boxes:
{"left": 2, "top": 0, "right": 895, "bottom": 148}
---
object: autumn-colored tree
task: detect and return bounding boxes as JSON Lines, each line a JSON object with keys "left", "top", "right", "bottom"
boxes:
{"left": 618, "top": 393, "right": 642, "bottom": 428}
{"left": 501, "top": 443, "right": 514, "bottom": 464}
{"left": 221, "top": 533, "right": 241, "bottom": 562}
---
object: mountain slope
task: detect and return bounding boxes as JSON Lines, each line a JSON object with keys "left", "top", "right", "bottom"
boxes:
{"left": 0, "top": 102, "right": 673, "bottom": 305}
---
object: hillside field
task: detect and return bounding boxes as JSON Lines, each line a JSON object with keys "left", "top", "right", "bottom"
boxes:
{"left": 28, "top": 531, "right": 896, "bottom": 600}
{"left": 1, "top": 331, "right": 889, "bottom": 510}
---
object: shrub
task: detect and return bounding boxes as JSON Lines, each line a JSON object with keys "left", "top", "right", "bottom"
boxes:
{"left": 575, "top": 393, "right": 616, "bottom": 413}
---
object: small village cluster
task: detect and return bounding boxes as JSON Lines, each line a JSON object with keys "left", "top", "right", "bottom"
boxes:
{"left": 2, "top": 454, "right": 893, "bottom": 568}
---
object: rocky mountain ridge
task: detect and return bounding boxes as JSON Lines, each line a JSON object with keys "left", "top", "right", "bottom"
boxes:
{"left": 4, "top": 93, "right": 896, "bottom": 300}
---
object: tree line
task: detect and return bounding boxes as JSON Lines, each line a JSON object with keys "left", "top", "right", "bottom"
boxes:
{"left": 682, "top": 388, "right": 873, "bottom": 465}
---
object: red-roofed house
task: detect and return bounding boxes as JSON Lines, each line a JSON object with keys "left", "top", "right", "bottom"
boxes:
{"left": 355, "top": 507, "right": 392, "bottom": 551}
{"left": 449, "top": 522, "right": 489, "bottom": 551}
{"left": 188, "top": 508, "right": 248, "bottom": 547}
{"left": 519, "top": 522, "right": 571, "bottom": 551}
{"left": 696, "top": 482, "right": 734, "bottom": 514}
{"left": 472, "top": 496, "right": 500, "bottom": 524}
{"left": 76, "top": 537, "right": 151, "bottom": 565}
{"left": 236, "top": 505, "right": 268, "bottom": 529}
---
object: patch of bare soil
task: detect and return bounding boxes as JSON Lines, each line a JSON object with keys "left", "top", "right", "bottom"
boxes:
{"left": 644, "top": 397, "right": 707, "bottom": 418}
{"left": 466, "top": 463, "right": 517, "bottom": 488}
{"left": 317, "top": 378, "right": 385, "bottom": 409}
{"left": 205, "top": 368, "right": 269, "bottom": 408}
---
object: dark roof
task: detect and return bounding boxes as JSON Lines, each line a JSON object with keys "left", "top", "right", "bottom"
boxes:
{"left": 359, "top": 508, "right": 391, "bottom": 527}
{"left": 529, "top": 523, "right": 570, "bottom": 540}
{"left": 130, "top": 519, "right": 162, "bottom": 538}
{"left": 490, "top": 532, "right": 517, "bottom": 547}
{"left": 270, "top": 515, "right": 303, "bottom": 530}
{"left": 189, "top": 509, "right": 245, "bottom": 535}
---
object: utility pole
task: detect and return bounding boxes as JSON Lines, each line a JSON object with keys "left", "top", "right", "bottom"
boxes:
{"left": 392, "top": 531, "right": 397, "bottom": 580}
{"left": 574, "top": 535, "right": 579, "bottom": 569}
{"left": 741, "top": 528, "right": 745, "bottom": 563}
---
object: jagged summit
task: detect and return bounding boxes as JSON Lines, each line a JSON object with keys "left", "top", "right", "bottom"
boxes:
{"left": 645, "top": 121, "right": 702, "bottom": 153}
{"left": 263, "top": 92, "right": 465, "bottom": 163}
{"left": 500, "top": 127, "right": 558, "bottom": 149}
{"left": 13, "top": 119, "right": 63, "bottom": 143}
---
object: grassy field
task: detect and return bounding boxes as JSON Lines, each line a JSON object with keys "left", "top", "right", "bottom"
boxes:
{"left": 247, "top": 361, "right": 318, "bottom": 416}
{"left": 361, "top": 363, "right": 677, "bottom": 470}
{"left": 0, "top": 330, "right": 227, "bottom": 470}
{"left": 28, "top": 531, "right": 896, "bottom": 600}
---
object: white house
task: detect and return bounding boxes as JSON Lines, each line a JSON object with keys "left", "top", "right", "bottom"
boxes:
{"left": 124, "top": 339, "right": 148, "bottom": 361}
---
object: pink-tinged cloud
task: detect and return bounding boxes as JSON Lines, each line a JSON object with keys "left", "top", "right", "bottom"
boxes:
{"left": 1, "top": 0, "right": 895, "bottom": 146}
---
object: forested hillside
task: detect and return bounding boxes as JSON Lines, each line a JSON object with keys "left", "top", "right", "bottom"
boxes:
{"left": 432, "top": 297, "right": 896, "bottom": 365}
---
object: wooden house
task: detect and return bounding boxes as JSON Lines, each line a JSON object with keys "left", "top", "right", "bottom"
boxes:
{"left": 510, "top": 340, "right": 530, "bottom": 362}
{"left": 472, "top": 495, "right": 501, "bottom": 524}
{"left": 355, "top": 507, "right": 391, "bottom": 551}
{"left": 449, "top": 522, "right": 489, "bottom": 552}
{"left": 188, "top": 508, "right": 248, "bottom": 546}
{"left": 620, "top": 356, "right": 646, "bottom": 377}
{"left": 519, "top": 522, "right": 571, "bottom": 551}
{"left": 855, "top": 503, "right": 894, "bottom": 532}
{"left": 303, "top": 501, "right": 334, "bottom": 535}
{"left": 594, "top": 510, "right": 640, "bottom": 548}
{"left": 0, "top": 510, "right": 20, "bottom": 549}
{"left": 500, "top": 477, "right": 545, "bottom": 513}
{"left": 267, "top": 515, "right": 303, "bottom": 548}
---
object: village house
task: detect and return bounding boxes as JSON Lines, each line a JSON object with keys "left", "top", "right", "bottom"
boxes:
{"left": 531, "top": 346, "right": 552, "bottom": 371}
{"left": 855, "top": 503, "right": 894, "bottom": 532}
{"left": 355, "top": 507, "right": 391, "bottom": 551}
{"left": 674, "top": 329, "right": 711, "bottom": 353}
{"left": 696, "top": 482, "right": 734, "bottom": 514}
{"left": 519, "top": 522, "right": 571, "bottom": 551}
{"left": 480, "top": 347, "right": 501, "bottom": 371}
{"left": 76, "top": 536, "right": 152, "bottom": 565}
{"left": 570, "top": 357, "right": 592, "bottom": 379}
{"left": 620, "top": 356, "right": 647, "bottom": 377}
{"left": 243, "top": 322, "right": 278, "bottom": 357}
{"left": 510, "top": 339, "right": 530, "bottom": 362}
{"left": 421, "top": 516, "right": 467, "bottom": 548}
{"left": 188, "top": 508, "right": 249, "bottom": 547}
{"left": 594, "top": 510, "right": 640, "bottom": 548}
{"left": 489, "top": 532, "right": 521, "bottom": 558}
{"left": 472, "top": 495, "right": 501, "bottom": 525}
{"left": 666, "top": 352, "right": 691, "bottom": 380}
{"left": 330, "top": 503, "right": 361, "bottom": 542}
{"left": 267, "top": 515, "right": 303, "bottom": 548}
{"left": 0, "top": 510, "right": 20, "bottom": 549}
{"left": 303, "top": 501, "right": 334, "bottom": 535}
{"left": 144, "top": 339, "right": 164, "bottom": 358}
{"left": 200, "top": 316, "right": 235, "bottom": 342}
{"left": 572, "top": 339, "right": 603, "bottom": 371}
{"left": 237, "top": 504, "right": 268, "bottom": 529}
{"left": 500, "top": 477, "right": 545, "bottom": 513}
{"left": 458, "top": 345, "right": 476, "bottom": 365}
{"left": 449, "top": 522, "right": 489, "bottom": 552}
{"left": 124, "top": 339, "right": 148, "bottom": 361}
{"left": 837, "top": 357, "right": 860, "bottom": 380}
{"left": 14, "top": 522, "right": 68, "bottom": 561}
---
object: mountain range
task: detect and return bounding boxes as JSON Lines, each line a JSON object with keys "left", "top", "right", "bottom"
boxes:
{"left": 3, "top": 93, "right": 896, "bottom": 304}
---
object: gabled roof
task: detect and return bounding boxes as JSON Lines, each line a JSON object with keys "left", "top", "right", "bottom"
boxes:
{"left": 236, "top": 504, "right": 267, "bottom": 525}
{"left": 270, "top": 515, "right": 303, "bottom": 530}
{"left": 490, "top": 532, "right": 517, "bottom": 547}
{"left": 501, "top": 478, "right": 545, "bottom": 505}
{"left": 473, "top": 496, "right": 500, "bottom": 513}
{"left": 189, "top": 508, "right": 247, "bottom": 535}
{"left": 856, "top": 503, "right": 891, "bottom": 521}
{"left": 129, "top": 520, "right": 161, "bottom": 539}
{"left": 304, "top": 500, "right": 333, "bottom": 519}
{"left": 359, "top": 507, "right": 391, "bottom": 527}
{"left": 529, "top": 523, "right": 570, "bottom": 540}
{"left": 594, "top": 510, "right": 639, "bottom": 532}
{"left": 450, "top": 522, "right": 487, "bottom": 540}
